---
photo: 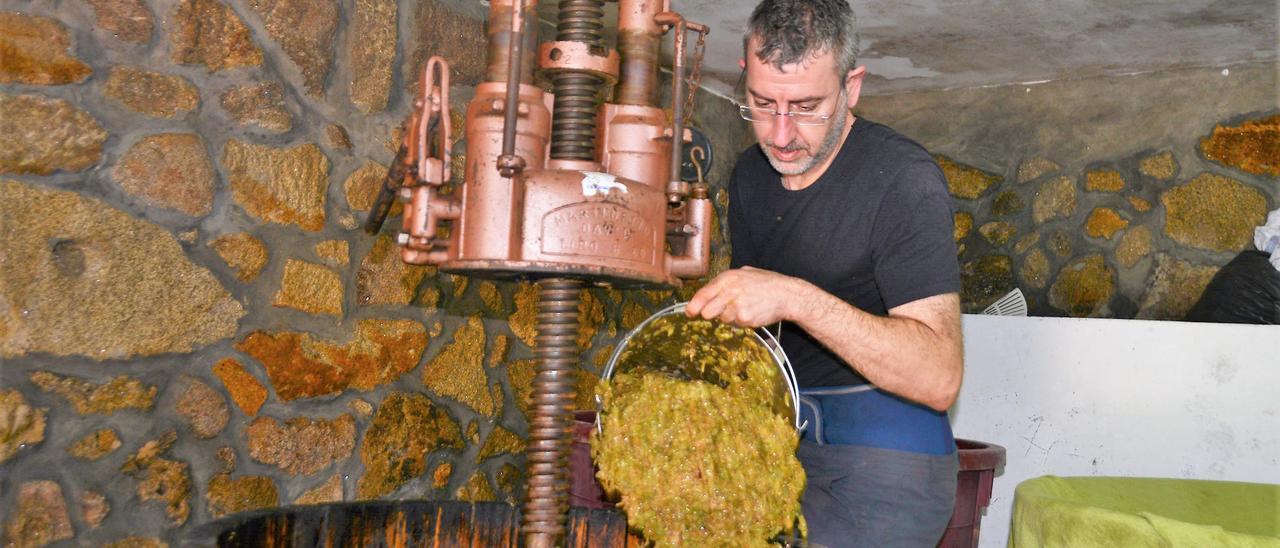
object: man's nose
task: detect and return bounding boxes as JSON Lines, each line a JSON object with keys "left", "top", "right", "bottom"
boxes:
{"left": 770, "top": 112, "right": 796, "bottom": 146}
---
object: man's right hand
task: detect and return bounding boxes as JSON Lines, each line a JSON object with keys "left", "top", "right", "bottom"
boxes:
{"left": 685, "top": 266, "right": 812, "bottom": 328}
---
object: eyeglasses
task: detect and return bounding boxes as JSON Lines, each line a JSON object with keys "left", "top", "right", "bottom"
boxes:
{"left": 733, "top": 70, "right": 846, "bottom": 126}
{"left": 736, "top": 103, "right": 840, "bottom": 125}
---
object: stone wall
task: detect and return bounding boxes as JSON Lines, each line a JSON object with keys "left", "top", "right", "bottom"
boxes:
{"left": 0, "top": 1, "right": 748, "bottom": 545}
{"left": 859, "top": 62, "right": 1278, "bottom": 318}
{"left": 0, "top": 0, "right": 1276, "bottom": 545}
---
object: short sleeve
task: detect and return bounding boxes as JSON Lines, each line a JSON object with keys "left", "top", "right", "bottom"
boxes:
{"left": 869, "top": 160, "right": 961, "bottom": 309}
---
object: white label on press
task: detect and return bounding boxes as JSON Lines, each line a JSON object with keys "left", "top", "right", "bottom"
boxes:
{"left": 581, "top": 171, "right": 628, "bottom": 197}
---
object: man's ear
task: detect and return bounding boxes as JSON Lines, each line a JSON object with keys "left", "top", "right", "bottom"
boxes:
{"left": 739, "top": 57, "right": 746, "bottom": 70}
{"left": 845, "top": 66, "right": 867, "bottom": 109}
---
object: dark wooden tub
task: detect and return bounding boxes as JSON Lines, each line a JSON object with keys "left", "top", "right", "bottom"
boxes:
{"left": 207, "top": 501, "right": 642, "bottom": 547}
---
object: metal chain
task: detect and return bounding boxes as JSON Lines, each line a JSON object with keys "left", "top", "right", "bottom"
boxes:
{"left": 682, "top": 29, "right": 707, "bottom": 126}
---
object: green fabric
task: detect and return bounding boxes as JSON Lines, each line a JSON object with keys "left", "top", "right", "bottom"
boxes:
{"left": 1009, "top": 475, "right": 1280, "bottom": 548}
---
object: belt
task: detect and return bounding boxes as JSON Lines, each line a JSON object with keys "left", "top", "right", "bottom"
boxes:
{"left": 798, "top": 385, "right": 956, "bottom": 455}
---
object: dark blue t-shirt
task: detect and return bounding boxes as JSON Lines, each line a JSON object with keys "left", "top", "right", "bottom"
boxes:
{"left": 728, "top": 118, "right": 960, "bottom": 388}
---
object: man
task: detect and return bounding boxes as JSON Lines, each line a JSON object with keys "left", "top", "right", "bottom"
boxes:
{"left": 685, "top": 0, "right": 964, "bottom": 546}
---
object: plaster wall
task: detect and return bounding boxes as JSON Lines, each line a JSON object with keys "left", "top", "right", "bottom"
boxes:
{"left": 859, "top": 61, "right": 1275, "bottom": 175}
{"left": 952, "top": 315, "right": 1280, "bottom": 546}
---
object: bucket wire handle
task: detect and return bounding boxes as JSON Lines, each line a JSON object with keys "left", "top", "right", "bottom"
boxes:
{"left": 598, "top": 302, "right": 803, "bottom": 432}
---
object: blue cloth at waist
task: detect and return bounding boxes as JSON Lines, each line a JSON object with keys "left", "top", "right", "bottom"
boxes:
{"left": 798, "top": 385, "right": 955, "bottom": 456}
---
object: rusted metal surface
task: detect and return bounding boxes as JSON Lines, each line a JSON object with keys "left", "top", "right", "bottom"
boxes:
{"left": 363, "top": 144, "right": 411, "bottom": 235}
{"left": 457, "top": 81, "right": 551, "bottom": 262}
{"left": 549, "top": 0, "right": 610, "bottom": 162}
{"left": 413, "top": 57, "right": 450, "bottom": 186}
{"left": 498, "top": 0, "right": 532, "bottom": 179}
{"left": 599, "top": 103, "right": 670, "bottom": 189}
{"left": 523, "top": 278, "right": 585, "bottom": 548}
{"left": 440, "top": 261, "right": 671, "bottom": 288}
{"left": 668, "top": 182, "right": 712, "bottom": 278}
{"left": 615, "top": 0, "right": 667, "bottom": 106}
{"left": 551, "top": 70, "right": 605, "bottom": 162}
{"left": 374, "top": 2, "right": 719, "bottom": 545}
{"left": 653, "top": 12, "right": 709, "bottom": 201}
{"left": 210, "top": 501, "right": 641, "bottom": 547}
{"left": 388, "top": 1, "right": 715, "bottom": 282}
{"left": 486, "top": 0, "right": 539, "bottom": 84}
{"left": 614, "top": 28, "right": 659, "bottom": 106}
{"left": 517, "top": 169, "right": 671, "bottom": 284}
{"left": 384, "top": 0, "right": 716, "bottom": 277}
{"left": 539, "top": 41, "right": 620, "bottom": 83}
{"left": 397, "top": 57, "right": 461, "bottom": 265}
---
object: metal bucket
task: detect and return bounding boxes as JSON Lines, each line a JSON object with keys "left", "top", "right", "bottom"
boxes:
{"left": 598, "top": 302, "right": 802, "bottom": 430}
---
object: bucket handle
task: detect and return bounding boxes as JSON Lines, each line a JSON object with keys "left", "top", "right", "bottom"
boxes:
{"left": 597, "top": 302, "right": 803, "bottom": 432}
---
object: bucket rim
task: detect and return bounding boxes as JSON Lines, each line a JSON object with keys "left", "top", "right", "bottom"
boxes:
{"left": 596, "top": 301, "right": 803, "bottom": 432}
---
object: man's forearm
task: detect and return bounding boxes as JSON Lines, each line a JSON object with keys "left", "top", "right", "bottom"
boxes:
{"left": 786, "top": 279, "right": 963, "bottom": 411}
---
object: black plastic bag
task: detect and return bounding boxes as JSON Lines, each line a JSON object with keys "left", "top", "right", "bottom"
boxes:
{"left": 1184, "top": 250, "right": 1280, "bottom": 324}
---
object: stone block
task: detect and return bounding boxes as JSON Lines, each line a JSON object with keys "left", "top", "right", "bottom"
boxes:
{"left": 0, "top": 13, "right": 91, "bottom": 85}
{"left": 349, "top": 0, "right": 398, "bottom": 112}
{"left": 114, "top": 133, "right": 214, "bottom": 216}
{"left": 357, "top": 392, "right": 462, "bottom": 499}
{"left": 425, "top": 317, "right": 498, "bottom": 417}
{"left": 220, "top": 83, "right": 292, "bottom": 133}
{"left": 1199, "top": 114, "right": 1280, "bottom": 177}
{"left": 0, "top": 94, "right": 106, "bottom": 175}
{"left": 247, "top": 414, "right": 355, "bottom": 476}
{"left": 236, "top": 319, "right": 426, "bottom": 400}
{"left": 1049, "top": 254, "right": 1115, "bottom": 317}
{"left": 246, "top": 0, "right": 338, "bottom": 97}
{"left": 0, "top": 390, "right": 45, "bottom": 463}
{"left": 4, "top": 481, "right": 73, "bottom": 547}
{"left": 170, "top": 0, "right": 263, "bottom": 71}
{"left": 103, "top": 67, "right": 199, "bottom": 118}
{"left": 208, "top": 233, "right": 269, "bottom": 282}
{"left": 1162, "top": 173, "right": 1268, "bottom": 251}
{"left": 937, "top": 155, "right": 1002, "bottom": 200}
{"left": 0, "top": 181, "right": 242, "bottom": 360}
{"left": 85, "top": 0, "right": 154, "bottom": 43}
{"left": 224, "top": 140, "right": 329, "bottom": 231}
{"left": 273, "top": 259, "right": 344, "bottom": 316}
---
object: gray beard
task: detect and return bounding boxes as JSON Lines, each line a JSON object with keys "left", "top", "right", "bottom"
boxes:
{"left": 762, "top": 104, "right": 849, "bottom": 177}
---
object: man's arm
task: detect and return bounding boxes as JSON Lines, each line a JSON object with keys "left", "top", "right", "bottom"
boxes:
{"left": 685, "top": 266, "right": 963, "bottom": 411}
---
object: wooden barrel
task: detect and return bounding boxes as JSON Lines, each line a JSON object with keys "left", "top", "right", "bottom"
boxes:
{"left": 210, "top": 501, "right": 643, "bottom": 547}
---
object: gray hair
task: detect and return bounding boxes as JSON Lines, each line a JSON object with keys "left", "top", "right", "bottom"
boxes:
{"left": 744, "top": 0, "right": 860, "bottom": 76}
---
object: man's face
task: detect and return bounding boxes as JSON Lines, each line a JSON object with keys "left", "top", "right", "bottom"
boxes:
{"left": 742, "top": 44, "right": 852, "bottom": 177}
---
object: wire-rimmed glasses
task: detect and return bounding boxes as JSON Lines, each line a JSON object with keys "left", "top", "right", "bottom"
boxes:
{"left": 734, "top": 69, "right": 844, "bottom": 126}
{"left": 736, "top": 104, "right": 839, "bottom": 125}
